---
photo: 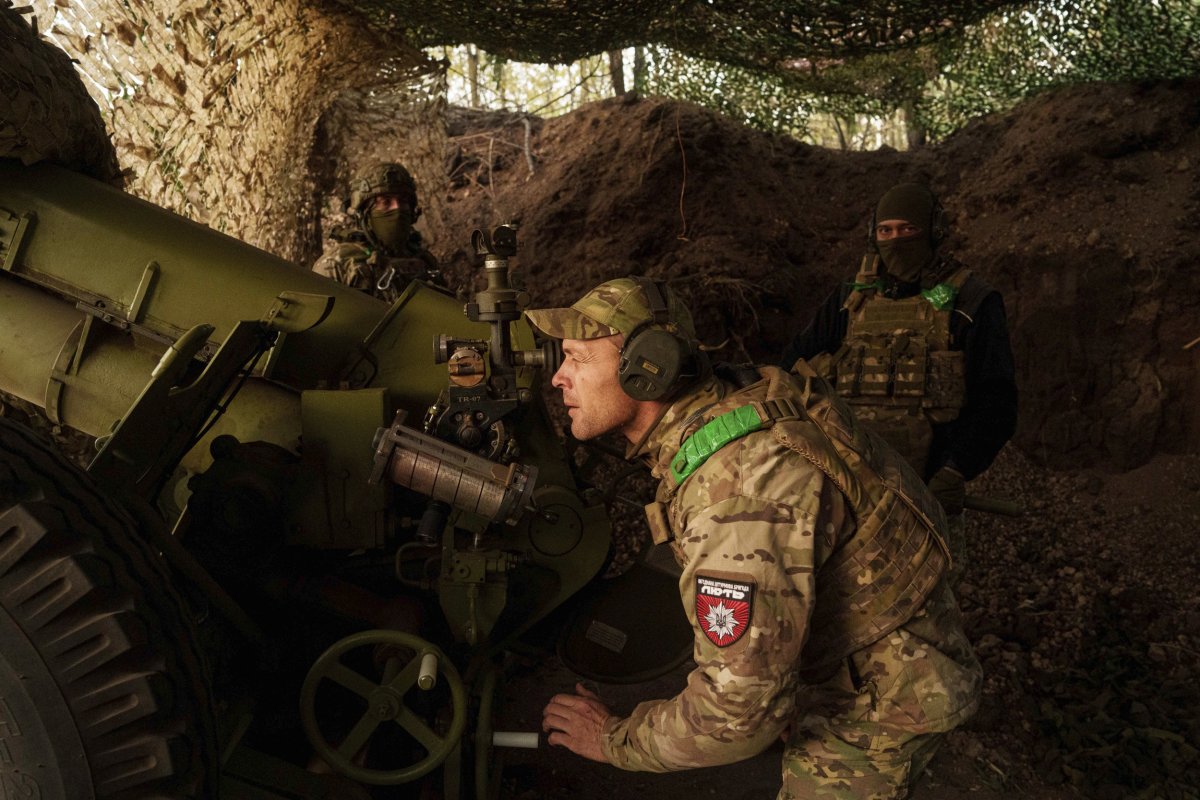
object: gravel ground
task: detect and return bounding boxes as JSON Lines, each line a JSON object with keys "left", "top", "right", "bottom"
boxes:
{"left": 958, "top": 446, "right": 1200, "bottom": 799}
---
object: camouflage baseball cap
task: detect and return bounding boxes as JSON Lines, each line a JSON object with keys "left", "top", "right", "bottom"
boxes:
{"left": 525, "top": 277, "right": 697, "bottom": 341}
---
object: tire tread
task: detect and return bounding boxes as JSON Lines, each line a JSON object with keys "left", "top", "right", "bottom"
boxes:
{"left": 0, "top": 418, "right": 216, "bottom": 798}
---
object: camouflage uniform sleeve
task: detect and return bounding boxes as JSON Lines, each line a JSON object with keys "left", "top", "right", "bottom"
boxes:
{"left": 602, "top": 459, "right": 830, "bottom": 772}
{"left": 314, "top": 243, "right": 375, "bottom": 291}
{"left": 312, "top": 249, "right": 343, "bottom": 282}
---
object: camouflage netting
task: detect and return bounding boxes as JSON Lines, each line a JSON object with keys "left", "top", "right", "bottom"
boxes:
{"left": 342, "top": 0, "right": 1021, "bottom": 65}
{"left": 5, "top": 0, "right": 447, "bottom": 265}
{"left": 2, "top": 0, "right": 1039, "bottom": 269}
{"left": 0, "top": 3, "right": 120, "bottom": 182}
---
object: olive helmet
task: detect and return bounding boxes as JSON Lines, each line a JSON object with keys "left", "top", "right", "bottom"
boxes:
{"left": 350, "top": 162, "right": 419, "bottom": 215}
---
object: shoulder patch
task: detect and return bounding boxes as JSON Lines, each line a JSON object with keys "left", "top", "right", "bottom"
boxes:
{"left": 695, "top": 575, "right": 755, "bottom": 647}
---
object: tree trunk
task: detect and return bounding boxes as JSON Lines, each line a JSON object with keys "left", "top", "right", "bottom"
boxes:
{"left": 608, "top": 50, "right": 626, "bottom": 95}
{"left": 902, "top": 100, "right": 927, "bottom": 148}
{"left": 832, "top": 116, "right": 848, "bottom": 151}
{"left": 468, "top": 45, "right": 480, "bottom": 108}
{"left": 580, "top": 61, "right": 592, "bottom": 105}
{"left": 495, "top": 58, "right": 507, "bottom": 107}
{"left": 633, "top": 46, "right": 647, "bottom": 94}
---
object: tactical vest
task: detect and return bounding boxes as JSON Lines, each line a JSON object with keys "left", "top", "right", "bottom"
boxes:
{"left": 812, "top": 258, "right": 971, "bottom": 477}
{"left": 651, "top": 365, "right": 950, "bottom": 681}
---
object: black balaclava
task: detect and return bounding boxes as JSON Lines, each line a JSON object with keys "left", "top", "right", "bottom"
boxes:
{"left": 873, "top": 183, "right": 939, "bottom": 283}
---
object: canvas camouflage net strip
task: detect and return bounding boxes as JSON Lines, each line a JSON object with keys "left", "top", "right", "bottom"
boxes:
{"left": 0, "top": 2, "right": 119, "bottom": 182}
{"left": 7, "top": 0, "right": 447, "bottom": 266}
{"left": 3, "top": 0, "right": 1028, "bottom": 266}
{"left": 342, "top": 0, "right": 1022, "bottom": 66}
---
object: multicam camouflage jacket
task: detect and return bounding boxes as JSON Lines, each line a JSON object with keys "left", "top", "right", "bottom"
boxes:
{"left": 600, "top": 364, "right": 981, "bottom": 772}
{"left": 312, "top": 235, "right": 443, "bottom": 303}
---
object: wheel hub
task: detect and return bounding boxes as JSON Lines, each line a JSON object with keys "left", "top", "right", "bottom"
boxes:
{"left": 369, "top": 687, "right": 403, "bottom": 720}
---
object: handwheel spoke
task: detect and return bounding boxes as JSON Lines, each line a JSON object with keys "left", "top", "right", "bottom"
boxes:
{"left": 396, "top": 706, "right": 444, "bottom": 752}
{"left": 327, "top": 662, "right": 378, "bottom": 699}
{"left": 386, "top": 655, "right": 422, "bottom": 694}
{"left": 338, "top": 712, "right": 383, "bottom": 758}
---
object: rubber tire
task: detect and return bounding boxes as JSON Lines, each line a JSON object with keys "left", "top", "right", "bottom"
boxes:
{"left": 0, "top": 417, "right": 217, "bottom": 798}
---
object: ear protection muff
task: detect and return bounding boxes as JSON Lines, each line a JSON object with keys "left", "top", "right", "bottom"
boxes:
{"left": 617, "top": 278, "right": 700, "bottom": 401}
{"left": 929, "top": 199, "right": 947, "bottom": 245}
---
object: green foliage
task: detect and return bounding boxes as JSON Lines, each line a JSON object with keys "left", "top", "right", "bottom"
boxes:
{"left": 642, "top": 48, "right": 817, "bottom": 139}
{"left": 437, "top": 0, "right": 1200, "bottom": 148}
{"left": 644, "top": 0, "right": 1200, "bottom": 145}
{"left": 441, "top": 45, "right": 613, "bottom": 116}
{"left": 916, "top": 0, "right": 1200, "bottom": 140}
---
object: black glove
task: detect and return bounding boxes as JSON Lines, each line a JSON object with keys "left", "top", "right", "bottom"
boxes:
{"left": 928, "top": 465, "right": 965, "bottom": 516}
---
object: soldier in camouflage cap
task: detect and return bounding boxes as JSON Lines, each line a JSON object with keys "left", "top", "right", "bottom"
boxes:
{"left": 535, "top": 277, "right": 981, "bottom": 799}
{"left": 313, "top": 162, "right": 446, "bottom": 301}
{"left": 526, "top": 276, "right": 704, "bottom": 437}
{"left": 525, "top": 276, "right": 697, "bottom": 341}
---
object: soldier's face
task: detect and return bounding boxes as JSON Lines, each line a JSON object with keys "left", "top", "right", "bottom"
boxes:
{"left": 371, "top": 194, "right": 414, "bottom": 215}
{"left": 874, "top": 218, "right": 921, "bottom": 241}
{"left": 552, "top": 336, "right": 639, "bottom": 441}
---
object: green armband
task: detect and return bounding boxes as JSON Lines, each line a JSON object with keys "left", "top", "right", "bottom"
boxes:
{"left": 921, "top": 282, "right": 959, "bottom": 311}
{"left": 670, "top": 405, "right": 765, "bottom": 484}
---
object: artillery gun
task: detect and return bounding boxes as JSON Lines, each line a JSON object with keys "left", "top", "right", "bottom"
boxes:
{"left": 0, "top": 160, "right": 685, "bottom": 798}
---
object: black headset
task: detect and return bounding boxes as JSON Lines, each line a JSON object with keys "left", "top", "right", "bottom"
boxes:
{"left": 617, "top": 277, "right": 703, "bottom": 401}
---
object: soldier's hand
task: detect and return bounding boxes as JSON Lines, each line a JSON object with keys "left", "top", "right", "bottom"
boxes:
{"left": 542, "top": 683, "right": 613, "bottom": 763}
{"left": 928, "top": 465, "right": 966, "bottom": 516}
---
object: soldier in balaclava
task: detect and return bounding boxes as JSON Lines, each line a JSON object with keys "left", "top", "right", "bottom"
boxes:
{"left": 780, "top": 182, "right": 1017, "bottom": 581}
{"left": 313, "top": 162, "right": 445, "bottom": 302}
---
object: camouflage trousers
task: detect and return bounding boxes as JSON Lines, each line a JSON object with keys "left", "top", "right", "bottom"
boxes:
{"left": 780, "top": 726, "right": 943, "bottom": 800}
{"left": 778, "top": 578, "right": 978, "bottom": 800}
{"left": 943, "top": 512, "right": 967, "bottom": 588}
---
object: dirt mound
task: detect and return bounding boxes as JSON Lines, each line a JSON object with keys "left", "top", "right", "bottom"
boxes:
{"left": 935, "top": 79, "right": 1200, "bottom": 471}
{"left": 431, "top": 79, "right": 1200, "bottom": 472}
